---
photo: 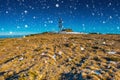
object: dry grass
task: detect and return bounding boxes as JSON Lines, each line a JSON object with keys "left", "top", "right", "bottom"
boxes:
{"left": 0, "top": 33, "right": 120, "bottom": 80}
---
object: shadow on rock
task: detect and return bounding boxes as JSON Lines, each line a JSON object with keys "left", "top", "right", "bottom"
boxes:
{"left": 0, "top": 72, "right": 6, "bottom": 76}
{"left": 60, "top": 72, "right": 83, "bottom": 80}
{"left": 5, "top": 64, "right": 35, "bottom": 80}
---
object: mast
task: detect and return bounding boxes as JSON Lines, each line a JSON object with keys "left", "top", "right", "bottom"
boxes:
{"left": 58, "top": 18, "right": 63, "bottom": 32}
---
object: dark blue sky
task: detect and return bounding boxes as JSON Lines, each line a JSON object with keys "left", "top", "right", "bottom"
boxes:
{"left": 0, "top": 0, "right": 120, "bottom": 35}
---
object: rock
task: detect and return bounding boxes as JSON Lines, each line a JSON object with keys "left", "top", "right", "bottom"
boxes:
{"left": 107, "top": 65, "right": 111, "bottom": 69}
{"left": 19, "top": 57, "right": 24, "bottom": 61}
{"left": 109, "top": 61, "right": 117, "bottom": 64}
{"left": 23, "top": 36, "right": 26, "bottom": 38}
{"left": 80, "top": 47, "right": 84, "bottom": 51}
{"left": 68, "top": 58, "right": 72, "bottom": 61}
{"left": 117, "top": 64, "right": 120, "bottom": 69}
{"left": 94, "top": 70, "right": 101, "bottom": 75}
{"left": 102, "top": 42, "right": 106, "bottom": 45}
{"left": 107, "top": 51, "right": 116, "bottom": 54}
{"left": 27, "top": 39, "right": 29, "bottom": 42}
{"left": 58, "top": 51, "right": 62, "bottom": 55}
{"left": 117, "top": 51, "right": 120, "bottom": 54}
{"left": 92, "top": 46, "right": 99, "bottom": 49}
{"left": 41, "top": 53, "right": 45, "bottom": 56}
{"left": 52, "top": 54, "right": 56, "bottom": 60}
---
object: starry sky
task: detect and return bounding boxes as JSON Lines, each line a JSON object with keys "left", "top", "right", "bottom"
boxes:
{"left": 0, "top": 0, "right": 120, "bottom": 35}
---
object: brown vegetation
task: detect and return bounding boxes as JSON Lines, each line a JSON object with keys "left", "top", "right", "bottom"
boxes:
{"left": 0, "top": 33, "right": 120, "bottom": 80}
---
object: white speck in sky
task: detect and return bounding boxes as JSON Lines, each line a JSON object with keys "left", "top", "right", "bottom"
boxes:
{"left": 109, "top": 16, "right": 112, "bottom": 19}
{"left": 44, "top": 24, "right": 47, "bottom": 27}
{"left": 49, "top": 20, "right": 53, "bottom": 23}
{"left": 1, "top": 28, "right": 4, "bottom": 31}
{"left": 24, "top": 10, "right": 28, "bottom": 14}
{"left": 9, "top": 31, "right": 13, "bottom": 34}
{"left": 86, "top": 4, "right": 89, "bottom": 8}
{"left": 82, "top": 24, "right": 85, "bottom": 27}
{"left": 92, "top": 13, "right": 95, "bottom": 16}
{"left": 108, "top": 2, "right": 112, "bottom": 7}
{"left": 17, "top": 26, "right": 20, "bottom": 29}
{"left": 117, "top": 26, "right": 120, "bottom": 30}
{"left": 6, "top": 11, "right": 8, "bottom": 14}
{"left": 55, "top": 4, "right": 59, "bottom": 8}
{"left": 25, "top": 25, "right": 28, "bottom": 28}
{"left": 33, "top": 16, "right": 36, "bottom": 19}
{"left": 102, "top": 21, "right": 106, "bottom": 24}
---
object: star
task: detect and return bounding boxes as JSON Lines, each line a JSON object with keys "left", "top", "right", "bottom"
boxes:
{"left": 25, "top": 25, "right": 28, "bottom": 28}
{"left": 17, "top": 26, "right": 20, "bottom": 29}
{"left": 92, "top": 13, "right": 95, "bottom": 16}
{"left": 24, "top": 10, "right": 28, "bottom": 14}
{"left": 44, "top": 24, "right": 47, "bottom": 27}
{"left": 48, "top": 20, "right": 53, "bottom": 24}
{"left": 6, "top": 11, "right": 9, "bottom": 14}
{"left": 9, "top": 31, "right": 13, "bottom": 34}
{"left": 102, "top": 21, "right": 106, "bottom": 24}
{"left": 0, "top": 0, "right": 119, "bottom": 35}
{"left": 55, "top": 4, "right": 59, "bottom": 8}
{"left": 33, "top": 16, "right": 36, "bottom": 19}
{"left": 109, "top": 16, "right": 112, "bottom": 19}
{"left": 86, "top": 4, "right": 89, "bottom": 8}
{"left": 1, "top": 28, "right": 4, "bottom": 31}
{"left": 117, "top": 26, "right": 120, "bottom": 30}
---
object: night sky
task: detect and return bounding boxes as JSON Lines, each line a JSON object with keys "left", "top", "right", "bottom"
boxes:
{"left": 0, "top": 0, "right": 120, "bottom": 35}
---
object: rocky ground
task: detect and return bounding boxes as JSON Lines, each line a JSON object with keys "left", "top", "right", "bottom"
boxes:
{"left": 0, "top": 33, "right": 120, "bottom": 80}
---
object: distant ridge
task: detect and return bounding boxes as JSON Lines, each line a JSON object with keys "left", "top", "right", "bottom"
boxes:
{"left": 0, "top": 35, "right": 24, "bottom": 39}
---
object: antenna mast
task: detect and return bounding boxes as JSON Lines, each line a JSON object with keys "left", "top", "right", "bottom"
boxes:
{"left": 58, "top": 18, "right": 63, "bottom": 32}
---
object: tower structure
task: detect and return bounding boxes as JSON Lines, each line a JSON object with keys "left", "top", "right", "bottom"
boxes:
{"left": 58, "top": 18, "right": 63, "bottom": 32}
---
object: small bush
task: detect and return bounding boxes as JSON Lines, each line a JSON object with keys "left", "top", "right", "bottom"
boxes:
{"left": 62, "top": 29, "right": 73, "bottom": 32}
